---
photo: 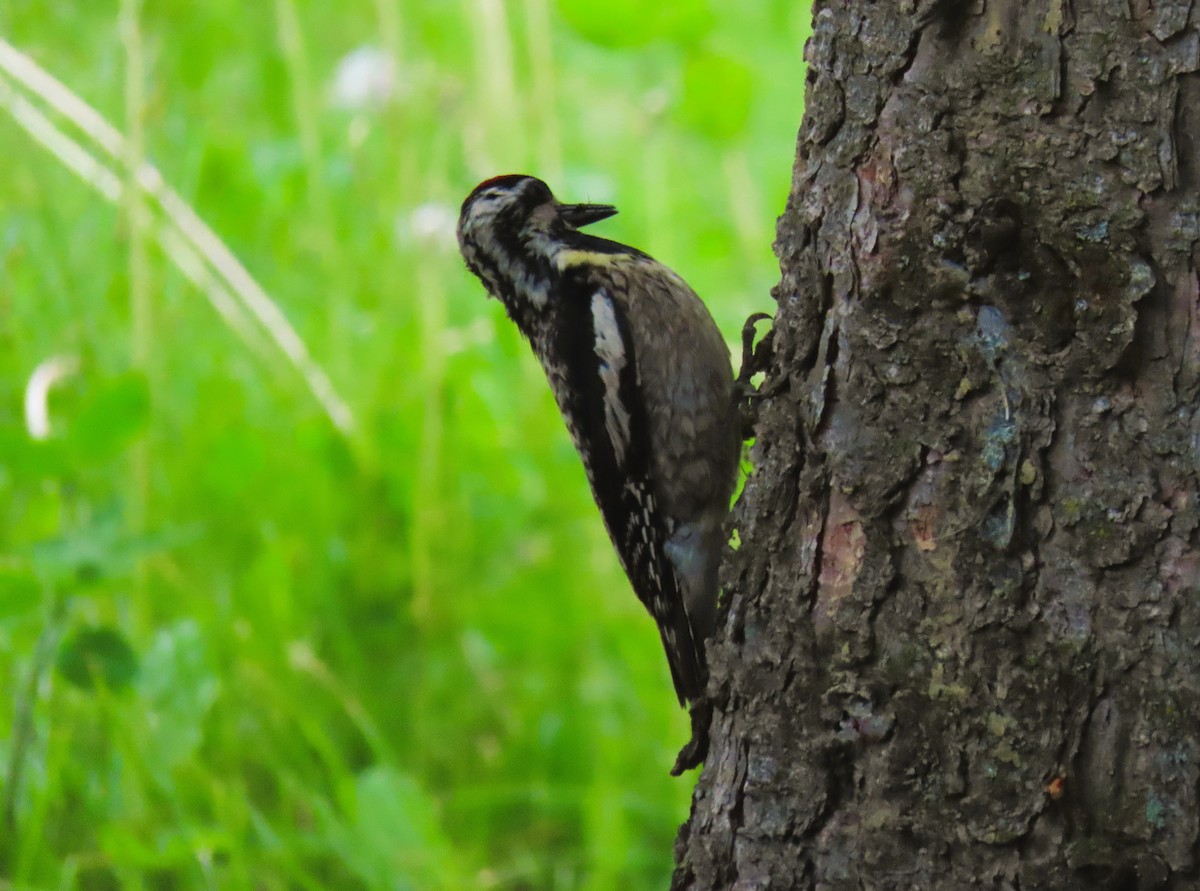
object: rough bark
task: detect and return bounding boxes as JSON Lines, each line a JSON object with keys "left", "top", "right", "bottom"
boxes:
{"left": 676, "top": 2, "right": 1200, "bottom": 889}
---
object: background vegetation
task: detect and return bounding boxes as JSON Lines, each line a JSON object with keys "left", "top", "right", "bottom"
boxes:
{"left": 0, "top": 1, "right": 809, "bottom": 887}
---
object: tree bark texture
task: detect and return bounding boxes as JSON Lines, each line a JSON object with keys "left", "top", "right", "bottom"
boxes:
{"left": 676, "top": 2, "right": 1200, "bottom": 889}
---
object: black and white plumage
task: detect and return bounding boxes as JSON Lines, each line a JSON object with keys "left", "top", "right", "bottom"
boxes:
{"left": 457, "top": 174, "right": 739, "bottom": 734}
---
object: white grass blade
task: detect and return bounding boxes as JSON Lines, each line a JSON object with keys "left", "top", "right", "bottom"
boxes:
{"left": 24, "top": 355, "right": 79, "bottom": 440}
{"left": 0, "top": 74, "right": 268, "bottom": 361}
{"left": 0, "top": 38, "right": 356, "bottom": 435}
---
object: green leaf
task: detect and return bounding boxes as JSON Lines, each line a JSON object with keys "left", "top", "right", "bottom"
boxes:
{"left": 337, "top": 766, "right": 461, "bottom": 888}
{"left": 137, "top": 620, "right": 218, "bottom": 770}
{"left": 31, "top": 526, "right": 114, "bottom": 586}
{"left": 0, "top": 564, "right": 42, "bottom": 621}
{"left": 0, "top": 427, "right": 71, "bottom": 479}
{"left": 678, "top": 50, "right": 754, "bottom": 142}
{"left": 202, "top": 429, "right": 266, "bottom": 499}
{"left": 57, "top": 626, "right": 139, "bottom": 691}
{"left": 557, "top": 0, "right": 712, "bottom": 48}
{"left": 30, "top": 515, "right": 191, "bottom": 587}
{"left": 68, "top": 371, "right": 150, "bottom": 462}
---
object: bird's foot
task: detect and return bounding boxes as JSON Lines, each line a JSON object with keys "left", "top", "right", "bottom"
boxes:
{"left": 671, "top": 697, "right": 713, "bottom": 776}
{"left": 735, "top": 313, "right": 775, "bottom": 441}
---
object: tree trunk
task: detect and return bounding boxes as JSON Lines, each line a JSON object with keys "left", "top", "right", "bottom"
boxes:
{"left": 676, "top": 2, "right": 1200, "bottom": 888}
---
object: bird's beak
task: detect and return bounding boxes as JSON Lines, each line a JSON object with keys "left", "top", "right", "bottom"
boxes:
{"left": 559, "top": 202, "right": 618, "bottom": 228}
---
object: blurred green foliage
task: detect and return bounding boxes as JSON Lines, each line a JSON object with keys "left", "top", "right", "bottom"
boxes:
{"left": 0, "top": 0, "right": 809, "bottom": 887}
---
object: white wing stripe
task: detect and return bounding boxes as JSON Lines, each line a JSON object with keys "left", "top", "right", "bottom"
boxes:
{"left": 591, "top": 291, "right": 632, "bottom": 466}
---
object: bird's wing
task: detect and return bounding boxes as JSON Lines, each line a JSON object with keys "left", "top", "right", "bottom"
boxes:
{"left": 551, "top": 284, "right": 706, "bottom": 705}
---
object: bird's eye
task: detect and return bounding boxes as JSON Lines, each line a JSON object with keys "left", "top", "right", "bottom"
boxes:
{"left": 470, "top": 190, "right": 501, "bottom": 208}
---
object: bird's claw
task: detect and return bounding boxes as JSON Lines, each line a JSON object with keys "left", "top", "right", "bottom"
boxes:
{"left": 671, "top": 697, "right": 713, "bottom": 776}
{"left": 736, "top": 313, "right": 775, "bottom": 440}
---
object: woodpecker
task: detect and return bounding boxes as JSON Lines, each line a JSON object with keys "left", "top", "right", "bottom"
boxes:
{"left": 458, "top": 174, "right": 740, "bottom": 771}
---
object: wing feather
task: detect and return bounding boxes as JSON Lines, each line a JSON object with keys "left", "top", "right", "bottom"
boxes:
{"left": 552, "top": 285, "right": 706, "bottom": 705}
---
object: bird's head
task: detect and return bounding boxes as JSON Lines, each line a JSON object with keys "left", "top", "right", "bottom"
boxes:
{"left": 457, "top": 175, "right": 617, "bottom": 304}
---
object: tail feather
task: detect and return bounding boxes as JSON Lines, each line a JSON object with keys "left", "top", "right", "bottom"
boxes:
{"left": 657, "top": 601, "right": 706, "bottom": 706}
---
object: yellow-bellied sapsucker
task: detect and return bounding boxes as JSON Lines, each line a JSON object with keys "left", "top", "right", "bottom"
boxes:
{"left": 458, "top": 174, "right": 740, "bottom": 772}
